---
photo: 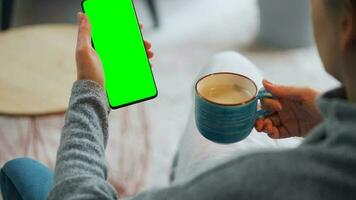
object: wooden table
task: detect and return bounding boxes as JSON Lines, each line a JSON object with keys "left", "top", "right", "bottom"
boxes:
{"left": 0, "top": 24, "right": 151, "bottom": 197}
{"left": 0, "top": 24, "right": 77, "bottom": 169}
{"left": 0, "top": 24, "right": 77, "bottom": 116}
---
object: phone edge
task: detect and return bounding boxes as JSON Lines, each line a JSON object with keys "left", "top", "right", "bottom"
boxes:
{"left": 80, "top": 0, "right": 158, "bottom": 110}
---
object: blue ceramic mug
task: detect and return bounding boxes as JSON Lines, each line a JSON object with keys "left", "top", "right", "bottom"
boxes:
{"left": 195, "top": 72, "right": 273, "bottom": 144}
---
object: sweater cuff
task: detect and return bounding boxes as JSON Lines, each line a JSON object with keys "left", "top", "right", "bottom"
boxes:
{"left": 71, "top": 80, "right": 110, "bottom": 113}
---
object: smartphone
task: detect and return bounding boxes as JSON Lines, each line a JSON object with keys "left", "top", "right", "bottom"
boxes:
{"left": 81, "top": 0, "right": 158, "bottom": 109}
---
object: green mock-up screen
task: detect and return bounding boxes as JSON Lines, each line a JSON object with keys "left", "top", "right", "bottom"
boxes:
{"left": 82, "top": 0, "right": 157, "bottom": 109}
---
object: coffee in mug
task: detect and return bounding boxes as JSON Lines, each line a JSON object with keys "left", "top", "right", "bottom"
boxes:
{"left": 200, "top": 84, "right": 254, "bottom": 105}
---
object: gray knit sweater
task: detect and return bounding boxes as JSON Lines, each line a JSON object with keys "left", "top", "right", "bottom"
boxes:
{"left": 47, "top": 80, "right": 356, "bottom": 200}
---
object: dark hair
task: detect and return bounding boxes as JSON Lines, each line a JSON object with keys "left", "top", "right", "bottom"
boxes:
{"left": 326, "top": 0, "right": 356, "bottom": 12}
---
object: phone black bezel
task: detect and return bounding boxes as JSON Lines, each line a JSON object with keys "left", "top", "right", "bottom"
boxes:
{"left": 81, "top": 0, "right": 158, "bottom": 109}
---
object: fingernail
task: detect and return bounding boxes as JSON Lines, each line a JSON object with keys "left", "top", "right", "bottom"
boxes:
{"left": 77, "top": 12, "right": 81, "bottom": 20}
{"left": 78, "top": 12, "right": 85, "bottom": 22}
{"left": 77, "top": 13, "right": 82, "bottom": 25}
{"left": 263, "top": 80, "right": 273, "bottom": 86}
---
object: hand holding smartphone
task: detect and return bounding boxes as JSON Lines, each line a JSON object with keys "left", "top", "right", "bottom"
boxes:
{"left": 81, "top": 0, "right": 158, "bottom": 109}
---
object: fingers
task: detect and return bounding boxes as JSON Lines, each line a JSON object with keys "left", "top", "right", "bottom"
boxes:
{"left": 144, "top": 40, "right": 154, "bottom": 58}
{"left": 147, "top": 51, "right": 154, "bottom": 59}
{"left": 255, "top": 118, "right": 274, "bottom": 134}
{"left": 254, "top": 114, "right": 286, "bottom": 139}
{"left": 262, "top": 118, "right": 273, "bottom": 133}
{"left": 263, "top": 80, "right": 305, "bottom": 100}
{"left": 258, "top": 114, "right": 281, "bottom": 126}
{"left": 269, "top": 115, "right": 281, "bottom": 127}
{"left": 264, "top": 126, "right": 290, "bottom": 139}
{"left": 277, "top": 126, "right": 291, "bottom": 138}
{"left": 255, "top": 119, "right": 264, "bottom": 132}
{"left": 76, "top": 12, "right": 92, "bottom": 50}
{"left": 267, "top": 127, "right": 280, "bottom": 139}
{"left": 144, "top": 40, "right": 152, "bottom": 49}
{"left": 265, "top": 126, "right": 290, "bottom": 139}
{"left": 261, "top": 98, "right": 282, "bottom": 111}
{"left": 139, "top": 23, "right": 154, "bottom": 59}
{"left": 255, "top": 118, "right": 274, "bottom": 132}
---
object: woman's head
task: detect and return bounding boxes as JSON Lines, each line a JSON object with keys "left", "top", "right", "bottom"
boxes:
{"left": 311, "top": 0, "right": 356, "bottom": 81}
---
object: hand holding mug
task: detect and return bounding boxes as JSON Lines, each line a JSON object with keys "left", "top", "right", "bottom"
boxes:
{"left": 255, "top": 80, "right": 322, "bottom": 139}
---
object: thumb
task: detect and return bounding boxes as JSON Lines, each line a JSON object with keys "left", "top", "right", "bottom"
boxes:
{"left": 76, "top": 12, "right": 92, "bottom": 50}
{"left": 263, "top": 80, "right": 304, "bottom": 100}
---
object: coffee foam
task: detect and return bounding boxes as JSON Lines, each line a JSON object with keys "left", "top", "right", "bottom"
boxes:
{"left": 200, "top": 84, "right": 253, "bottom": 104}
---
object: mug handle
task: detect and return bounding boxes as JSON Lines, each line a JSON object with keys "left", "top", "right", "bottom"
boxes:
{"left": 256, "top": 88, "right": 275, "bottom": 119}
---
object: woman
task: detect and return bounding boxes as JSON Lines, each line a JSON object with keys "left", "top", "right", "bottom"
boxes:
{"left": 2, "top": 0, "right": 356, "bottom": 199}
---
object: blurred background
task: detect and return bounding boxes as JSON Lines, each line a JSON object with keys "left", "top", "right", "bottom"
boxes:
{"left": 0, "top": 0, "right": 340, "bottom": 198}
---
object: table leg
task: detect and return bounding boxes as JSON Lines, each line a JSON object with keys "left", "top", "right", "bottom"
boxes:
{"left": 1, "top": 0, "right": 14, "bottom": 30}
